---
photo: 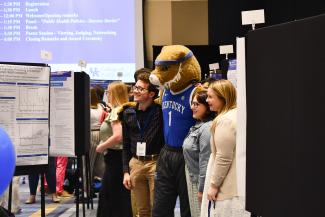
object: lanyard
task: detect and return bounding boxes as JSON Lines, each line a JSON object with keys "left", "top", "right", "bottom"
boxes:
{"left": 208, "top": 200, "right": 215, "bottom": 217}
{"left": 136, "top": 108, "right": 155, "bottom": 141}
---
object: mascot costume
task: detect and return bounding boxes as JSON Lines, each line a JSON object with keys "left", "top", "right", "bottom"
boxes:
{"left": 149, "top": 45, "right": 202, "bottom": 217}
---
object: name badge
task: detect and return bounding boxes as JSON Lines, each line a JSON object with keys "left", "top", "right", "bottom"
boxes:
{"left": 136, "top": 142, "right": 146, "bottom": 156}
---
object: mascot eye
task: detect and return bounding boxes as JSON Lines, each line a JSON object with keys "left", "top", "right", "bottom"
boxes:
{"left": 161, "top": 66, "right": 169, "bottom": 71}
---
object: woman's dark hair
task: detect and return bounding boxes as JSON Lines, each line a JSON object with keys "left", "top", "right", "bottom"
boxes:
{"left": 90, "top": 87, "right": 100, "bottom": 108}
{"left": 94, "top": 84, "right": 105, "bottom": 100}
{"left": 201, "top": 77, "right": 217, "bottom": 85}
{"left": 194, "top": 90, "right": 216, "bottom": 122}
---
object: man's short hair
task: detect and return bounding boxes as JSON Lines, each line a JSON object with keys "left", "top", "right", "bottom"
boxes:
{"left": 134, "top": 68, "right": 152, "bottom": 82}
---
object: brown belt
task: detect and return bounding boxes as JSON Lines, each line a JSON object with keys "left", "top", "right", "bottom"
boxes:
{"left": 133, "top": 154, "right": 159, "bottom": 161}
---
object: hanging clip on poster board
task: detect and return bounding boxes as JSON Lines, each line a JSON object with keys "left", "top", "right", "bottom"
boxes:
{"left": 40, "top": 50, "right": 53, "bottom": 61}
{"left": 219, "top": 45, "right": 234, "bottom": 60}
{"left": 241, "top": 9, "right": 265, "bottom": 30}
{"left": 209, "top": 63, "right": 219, "bottom": 71}
{"left": 209, "top": 63, "right": 222, "bottom": 80}
{"left": 78, "top": 60, "right": 87, "bottom": 71}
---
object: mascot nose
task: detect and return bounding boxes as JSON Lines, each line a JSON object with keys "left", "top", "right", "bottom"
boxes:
{"left": 149, "top": 74, "right": 161, "bottom": 86}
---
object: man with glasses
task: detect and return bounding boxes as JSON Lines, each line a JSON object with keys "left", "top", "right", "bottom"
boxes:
{"left": 121, "top": 72, "right": 164, "bottom": 217}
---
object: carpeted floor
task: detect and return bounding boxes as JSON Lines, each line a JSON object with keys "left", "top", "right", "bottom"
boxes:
{"left": 4, "top": 176, "right": 180, "bottom": 217}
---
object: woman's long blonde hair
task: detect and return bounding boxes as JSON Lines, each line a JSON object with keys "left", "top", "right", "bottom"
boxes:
{"left": 210, "top": 79, "right": 237, "bottom": 132}
{"left": 108, "top": 81, "right": 129, "bottom": 107}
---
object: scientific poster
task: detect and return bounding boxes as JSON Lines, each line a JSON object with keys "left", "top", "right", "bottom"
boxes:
{"left": 0, "top": 63, "right": 50, "bottom": 166}
{"left": 50, "top": 71, "right": 75, "bottom": 157}
{"left": 227, "top": 59, "right": 237, "bottom": 88}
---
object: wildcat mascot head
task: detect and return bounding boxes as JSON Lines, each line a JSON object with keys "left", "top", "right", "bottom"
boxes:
{"left": 149, "top": 45, "right": 201, "bottom": 93}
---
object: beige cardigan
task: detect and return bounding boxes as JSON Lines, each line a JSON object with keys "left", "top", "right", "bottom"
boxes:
{"left": 210, "top": 108, "right": 238, "bottom": 200}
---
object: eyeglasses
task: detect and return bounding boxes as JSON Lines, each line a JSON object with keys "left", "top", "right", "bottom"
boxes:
{"left": 132, "top": 85, "right": 148, "bottom": 93}
{"left": 191, "top": 101, "right": 200, "bottom": 107}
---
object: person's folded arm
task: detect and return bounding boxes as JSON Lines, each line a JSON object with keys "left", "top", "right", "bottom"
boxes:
{"left": 122, "top": 114, "right": 132, "bottom": 173}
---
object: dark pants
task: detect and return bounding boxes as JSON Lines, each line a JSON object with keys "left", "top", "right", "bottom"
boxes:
{"left": 28, "top": 157, "right": 56, "bottom": 195}
{"left": 97, "top": 149, "right": 132, "bottom": 217}
{"left": 152, "top": 145, "right": 191, "bottom": 217}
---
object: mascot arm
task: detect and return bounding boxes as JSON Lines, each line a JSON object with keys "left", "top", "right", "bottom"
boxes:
{"left": 117, "top": 101, "right": 137, "bottom": 122}
{"left": 154, "top": 89, "right": 164, "bottom": 105}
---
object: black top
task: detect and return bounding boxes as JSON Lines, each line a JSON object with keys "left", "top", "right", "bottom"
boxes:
{"left": 122, "top": 103, "right": 164, "bottom": 173}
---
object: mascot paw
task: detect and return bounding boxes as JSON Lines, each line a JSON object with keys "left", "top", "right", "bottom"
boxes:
{"left": 117, "top": 101, "right": 137, "bottom": 121}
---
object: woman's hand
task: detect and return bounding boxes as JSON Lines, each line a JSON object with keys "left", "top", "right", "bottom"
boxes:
{"left": 198, "top": 191, "right": 203, "bottom": 203}
{"left": 207, "top": 184, "right": 219, "bottom": 201}
{"left": 123, "top": 173, "right": 132, "bottom": 190}
{"left": 96, "top": 144, "right": 105, "bottom": 153}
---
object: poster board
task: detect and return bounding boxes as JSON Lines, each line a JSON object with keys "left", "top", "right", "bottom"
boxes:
{"left": 0, "top": 62, "right": 50, "bottom": 170}
{"left": 245, "top": 14, "right": 325, "bottom": 217}
{"left": 74, "top": 72, "right": 90, "bottom": 156}
{"left": 49, "top": 71, "right": 75, "bottom": 157}
{"left": 235, "top": 38, "right": 247, "bottom": 199}
{"left": 49, "top": 71, "right": 90, "bottom": 157}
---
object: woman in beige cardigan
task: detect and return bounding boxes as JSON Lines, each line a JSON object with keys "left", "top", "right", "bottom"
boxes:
{"left": 200, "top": 80, "right": 249, "bottom": 217}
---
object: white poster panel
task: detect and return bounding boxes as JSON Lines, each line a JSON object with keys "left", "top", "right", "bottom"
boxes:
{"left": 236, "top": 37, "right": 247, "bottom": 198}
{"left": 0, "top": 64, "right": 50, "bottom": 166}
{"left": 50, "top": 71, "right": 75, "bottom": 157}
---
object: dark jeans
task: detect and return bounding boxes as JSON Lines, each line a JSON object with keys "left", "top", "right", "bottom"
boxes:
{"left": 97, "top": 149, "right": 132, "bottom": 217}
{"left": 28, "top": 157, "right": 56, "bottom": 195}
{"left": 152, "top": 145, "right": 191, "bottom": 217}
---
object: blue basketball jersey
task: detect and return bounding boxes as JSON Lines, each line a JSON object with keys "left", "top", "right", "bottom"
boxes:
{"left": 162, "top": 85, "right": 196, "bottom": 148}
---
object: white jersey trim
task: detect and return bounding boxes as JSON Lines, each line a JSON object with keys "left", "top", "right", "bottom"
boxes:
{"left": 169, "top": 84, "right": 194, "bottom": 95}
